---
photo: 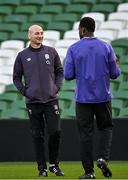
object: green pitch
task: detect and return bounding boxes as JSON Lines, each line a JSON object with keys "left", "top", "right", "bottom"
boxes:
{"left": 0, "top": 161, "right": 128, "bottom": 179}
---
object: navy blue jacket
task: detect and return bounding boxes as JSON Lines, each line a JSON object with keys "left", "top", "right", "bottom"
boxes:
{"left": 13, "top": 45, "right": 63, "bottom": 104}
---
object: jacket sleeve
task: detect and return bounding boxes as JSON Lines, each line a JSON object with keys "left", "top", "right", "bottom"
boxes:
{"left": 13, "top": 53, "right": 26, "bottom": 96}
{"left": 64, "top": 47, "right": 75, "bottom": 80}
{"left": 108, "top": 45, "right": 121, "bottom": 79}
{"left": 54, "top": 50, "right": 64, "bottom": 90}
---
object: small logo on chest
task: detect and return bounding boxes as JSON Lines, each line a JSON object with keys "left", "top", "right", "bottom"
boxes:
{"left": 26, "top": 57, "right": 31, "bottom": 62}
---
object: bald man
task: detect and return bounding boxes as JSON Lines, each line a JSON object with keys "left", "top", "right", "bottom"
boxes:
{"left": 13, "top": 25, "right": 64, "bottom": 177}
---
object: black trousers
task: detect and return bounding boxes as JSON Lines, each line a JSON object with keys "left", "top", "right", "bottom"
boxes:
{"left": 26, "top": 100, "right": 61, "bottom": 170}
{"left": 76, "top": 101, "right": 113, "bottom": 174}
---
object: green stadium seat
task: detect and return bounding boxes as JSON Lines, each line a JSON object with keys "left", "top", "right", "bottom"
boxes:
{"left": 47, "top": 22, "right": 71, "bottom": 38}
{"left": 1, "top": 108, "right": 28, "bottom": 119}
{"left": 0, "top": 32, "right": 9, "bottom": 42}
{"left": 0, "top": 93, "right": 18, "bottom": 108}
{"left": 112, "top": 98, "right": 123, "bottom": 116}
{"left": 0, "top": 101, "right": 7, "bottom": 117}
{"left": 91, "top": 3, "right": 117, "bottom": 19}
{"left": 59, "top": 90, "right": 74, "bottom": 110}
{"left": 15, "top": 5, "right": 37, "bottom": 15}
{"left": 11, "top": 31, "right": 28, "bottom": 43}
{"left": 48, "top": 0, "right": 72, "bottom": 6}
{"left": 114, "top": 47, "right": 125, "bottom": 59}
{"left": 0, "top": 23, "right": 19, "bottom": 33}
{"left": 61, "top": 80, "right": 75, "bottom": 92}
{"left": 29, "top": 14, "right": 53, "bottom": 27}
{"left": 113, "top": 90, "right": 128, "bottom": 107}
{"left": 20, "top": 23, "right": 42, "bottom": 31}
{"left": 119, "top": 55, "right": 128, "bottom": 65}
{"left": 40, "top": 5, "right": 63, "bottom": 15}
{"left": 118, "top": 107, "right": 128, "bottom": 117}
{"left": 5, "top": 85, "right": 22, "bottom": 100}
{"left": 118, "top": 81, "right": 128, "bottom": 91}
{"left": 60, "top": 100, "right": 75, "bottom": 119}
{"left": 65, "top": 4, "right": 90, "bottom": 14}
{"left": 99, "top": 0, "right": 123, "bottom": 5}
{"left": 11, "top": 99, "right": 26, "bottom": 109}
{"left": 120, "top": 64, "right": 128, "bottom": 81}
{"left": 0, "top": 6, "right": 13, "bottom": 16}
{"left": 111, "top": 39, "right": 128, "bottom": 56}
{"left": 22, "top": 0, "right": 45, "bottom": 7}
{"left": 4, "top": 15, "right": 28, "bottom": 25}
{"left": 0, "top": 0, "right": 20, "bottom": 6}
{"left": 73, "top": 0, "right": 98, "bottom": 6}
{"left": 54, "top": 13, "right": 79, "bottom": 23}
{"left": 110, "top": 80, "right": 120, "bottom": 91}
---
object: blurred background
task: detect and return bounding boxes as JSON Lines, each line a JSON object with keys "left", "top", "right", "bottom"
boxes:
{"left": 0, "top": 0, "right": 128, "bottom": 162}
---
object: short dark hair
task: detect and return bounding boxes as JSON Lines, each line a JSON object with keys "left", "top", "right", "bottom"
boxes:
{"left": 79, "top": 17, "right": 95, "bottom": 32}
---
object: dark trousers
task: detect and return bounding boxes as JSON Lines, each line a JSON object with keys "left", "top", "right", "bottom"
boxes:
{"left": 26, "top": 100, "right": 61, "bottom": 171}
{"left": 76, "top": 101, "right": 113, "bottom": 174}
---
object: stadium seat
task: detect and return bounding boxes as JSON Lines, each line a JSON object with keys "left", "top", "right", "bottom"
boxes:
{"left": 0, "top": 92, "right": 19, "bottom": 108}
{"left": 47, "top": 0, "right": 72, "bottom": 6}
{"left": 0, "top": 74, "right": 12, "bottom": 85}
{"left": 0, "top": 101, "right": 7, "bottom": 116}
{"left": 117, "top": 29, "right": 128, "bottom": 39}
{"left": 4, "top": 15, "right": 28, "bottom": 25}
{"left": 91, "top": 3, "right": 117, "bottom": 19}
{"left": 0, "top": 32, "right": 9, "bottom": 42}
{"left": 0, "top": 6, "right": 13, "bottom": 16}
{"left": 60, "top": 100, "right": 75, "bottom": 119}
{"left": 120, "top": 64, "right": 128, "bottom": 81}
{"left": 55, "top": 39, "right": 77, "bottom": 49}
{"left": 119, "top": 107, "right": 128, "bottom": 117}
{"left": 111, "top": 39, "right": 128, "bottom": 55}
{"left": 54, "top": 13, "right": 79, "bottom": 23}
{"left": 63, "top": 30, "right": 79, "bottom": 40}
{"left": 61, "top": 80, "right": 76, "bottom": 91}
{"left": 81, "top": 12, "right": 105, "bottom": 29}
{"left": 99, "top": 0, "right": 123, "bottom": 5}
{"left": 43, "top": 30, "right": 60, "bottom": 46}
{"left": 113, "top": 90, "right": 128, "bottom": 107}
{"left": 11, "top": 31, "right": 28, "bottom": 43}
{"left": 22, "top": 0, "right": 45, "bottom": 7}
{"left": 65, "top": 4, "right": 90, "bottom": 14}
{"left": 112, "top": 98, "right": 123, "bottom": 117}
{"left": 117, "top": 3, "right": 128, "bottom": 12}
{"left": 1, "top": 108, "right": 28, "bottom": 119}
{"left": 72, "top": 0, "right": 97, "bottom": 7}
{"left": 15, "top": 5, "right": 37, "bottom": 15}
{"left": 40, "top": 5, "right": 63, "bottom": 15}
{"left": 55, "top": 47, "right": 67, "bottom": 64}
{"left": 1, "top": 40, "right": 24, "bottom": 54}
{"left": 108, "top": 12, "right": 128, "bottom": 25}
{"left": 0, "top": 23, "right": 19, "bottom": 33}
{"left": 99, "top": 21, "right": 125, "bottom": 32}
{"left": 47, "top": 22, "right": 71, "bottom": 38}
{"left": 5, "top": 84, "right": 18, "bottom": 93}
{"left": 0, "top": 0, "right": 20, "bottom": 6}
{"left": 95, "top": 29, "right": 117, "bottom": 42}
{"left": 59, "top": 91, "right": 74, "bottom": 109}
{"left": 72, "top": 21, "right": 79, "bottom": 30}
{"left": 21, "top": 23, "right": 42, "bottom": 31}
{"left": 29, "top": 14, "right": 53, "bottom": 26}
{"left": 118, "top": 81, "right": 128, "bottom": 91}
{"left": 0, "top": 49, "right": 15, "bottom": 61}
{"left": 110, "top": 79, "right": 120, "bottom": 91}
{"left": 11, "top": 99, "right": 26, "bottom": 109}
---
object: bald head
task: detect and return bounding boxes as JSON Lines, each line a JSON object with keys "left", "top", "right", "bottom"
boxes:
{"left": 28, "top": 24, "right": 44, "bottom": 48}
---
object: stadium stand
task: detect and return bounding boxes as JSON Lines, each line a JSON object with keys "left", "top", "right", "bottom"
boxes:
{"left": 0, "top": 0, "right": 128, "bottom": 119}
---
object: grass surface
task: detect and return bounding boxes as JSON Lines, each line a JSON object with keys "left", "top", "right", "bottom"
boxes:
{"left": 0, "top": 161, "right": 128, "bottom": 179}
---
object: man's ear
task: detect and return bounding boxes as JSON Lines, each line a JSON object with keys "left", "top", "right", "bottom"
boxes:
{"left": 82, "top": 27, "right": 86, "bottom": 34}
